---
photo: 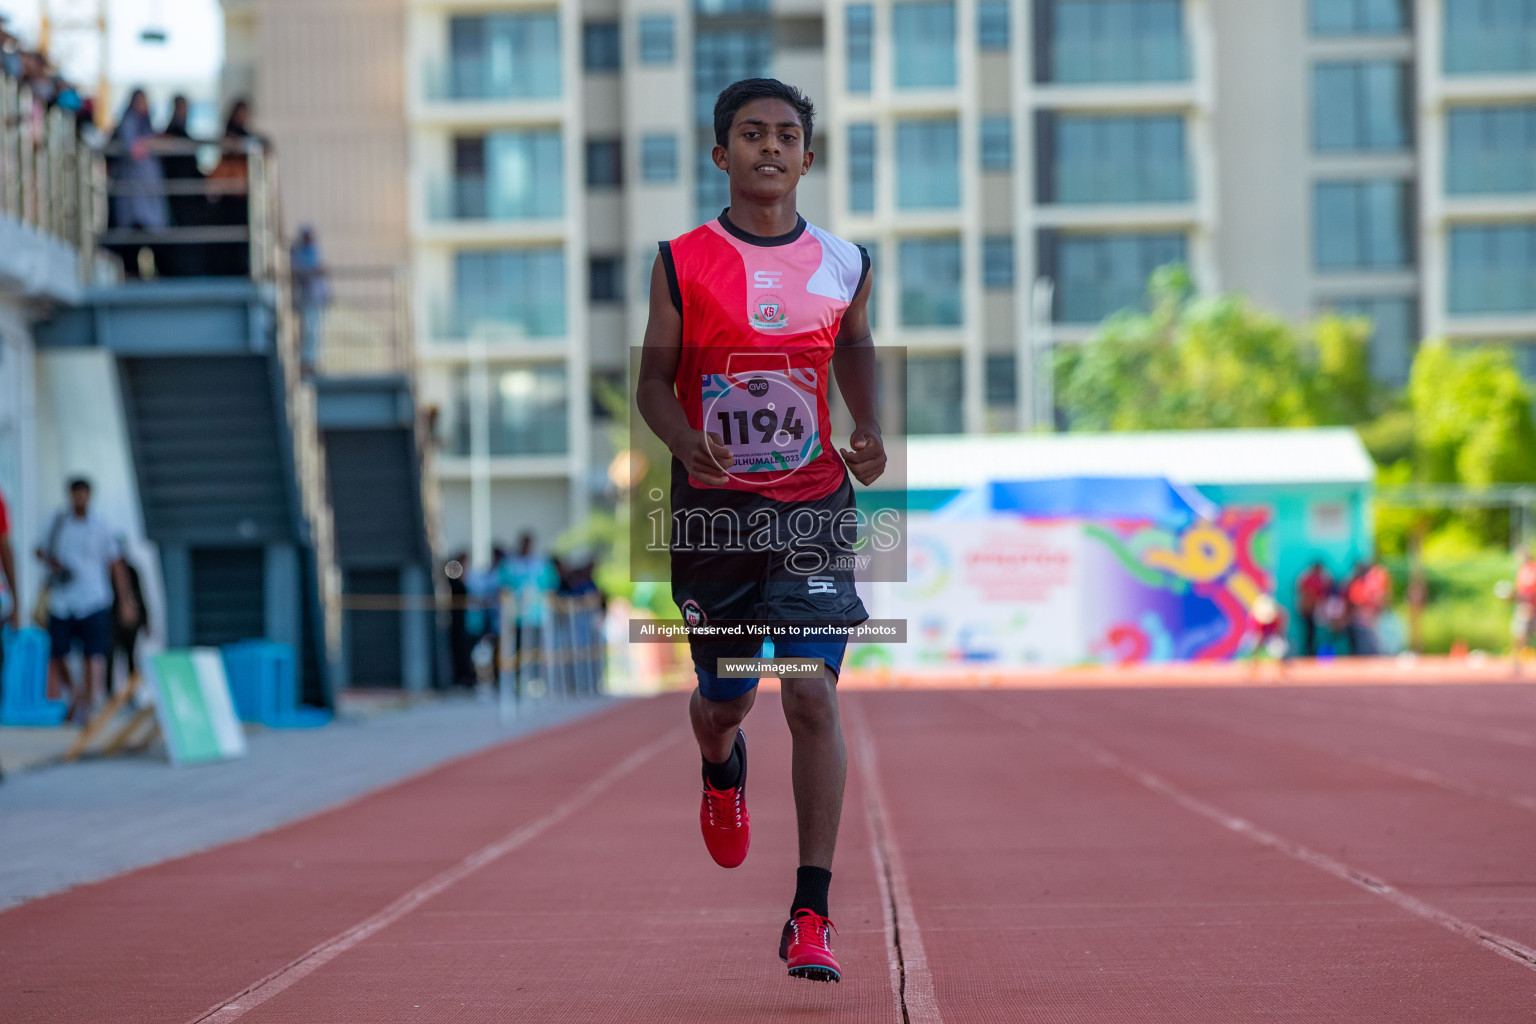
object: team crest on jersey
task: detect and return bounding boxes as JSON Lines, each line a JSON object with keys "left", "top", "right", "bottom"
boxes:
{"left": 750, "top": 293, "right": 788, "bottom": 330}
{"left": 681, "top": 599, "right": 707, "bottom": 627}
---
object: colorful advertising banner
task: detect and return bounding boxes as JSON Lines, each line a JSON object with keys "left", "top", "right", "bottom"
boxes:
{"left": 853, "top": 505, "right": 1273, "bottom": 669}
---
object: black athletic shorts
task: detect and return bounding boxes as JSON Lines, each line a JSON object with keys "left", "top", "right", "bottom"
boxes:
{"left": 670, "top": 459, "right": 868, "bottom": 688}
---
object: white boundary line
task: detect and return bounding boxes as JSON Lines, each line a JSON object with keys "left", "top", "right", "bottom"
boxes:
{"left": 958, "top": 694, "right": 1536, "bottom": 974}
{"left": 847, "top": 695, "right": 944, "bottom": 1024}
{"left": 187, "top": 727, "right": 684, "bottom": 1023}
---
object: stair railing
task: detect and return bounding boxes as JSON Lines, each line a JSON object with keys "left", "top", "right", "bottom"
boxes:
{"left": 250, "top": 146, "right": 344, "bottom": 691}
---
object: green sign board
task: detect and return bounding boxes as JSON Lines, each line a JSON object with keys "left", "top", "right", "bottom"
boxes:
{"left": 148, "top": 649, "right": 247, "bottom": 765}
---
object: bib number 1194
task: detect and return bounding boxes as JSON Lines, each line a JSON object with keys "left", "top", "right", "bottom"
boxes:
{"left": 714, "top": 405, "right": 806, "bottom": 446}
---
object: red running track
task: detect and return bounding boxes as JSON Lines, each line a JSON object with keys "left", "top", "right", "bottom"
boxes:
{"left": 4, "top": 683, "right": 1536, "bottom": 1022}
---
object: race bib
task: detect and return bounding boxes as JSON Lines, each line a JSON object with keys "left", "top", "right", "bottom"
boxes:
{"left": 701, "top": 367, "right": 822, "bottom": 474}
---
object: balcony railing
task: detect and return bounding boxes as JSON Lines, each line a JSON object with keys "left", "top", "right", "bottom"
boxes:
{"left": 420, "top": 56, "right": 562, "bottom": 103}
{"left": 307, "top": 266, "right": 413, "bottom": 376}
{"left": 0, "top": 73, "right": 102, "bottom": 275}
{"left": 425, "top": 174, "right": 564, "bottom": 223}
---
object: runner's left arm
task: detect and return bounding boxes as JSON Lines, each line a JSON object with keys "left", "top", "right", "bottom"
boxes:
{"left": 832, "top": 273, "right": 885, "bottom": 486}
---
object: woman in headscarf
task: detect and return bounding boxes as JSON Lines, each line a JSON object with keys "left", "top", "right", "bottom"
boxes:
{"left": 108, "top": 89, "right": 169, "bottom": 278}
{"left": 156, "top": 95, "right": 205, "bottom": 276}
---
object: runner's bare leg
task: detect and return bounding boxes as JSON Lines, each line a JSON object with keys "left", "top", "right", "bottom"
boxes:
{"left": 690, "top": 686, "right": 756, "bottom": 764}
{"left": 780, "top": 670, "right": 845, "bottom": 869}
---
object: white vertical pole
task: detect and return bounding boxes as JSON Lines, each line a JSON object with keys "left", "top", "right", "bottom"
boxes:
{"left": 469, "top": 334, "right": 492, "bottom": 569}
{"left": 1029, "top": 277, "right": 1055, "bottom": 431}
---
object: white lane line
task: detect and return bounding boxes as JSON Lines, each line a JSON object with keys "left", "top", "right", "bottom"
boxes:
{"left": 187, "top": 726, "right": 685, "bottom": 1024}
{"left": 1073, "top": 737, "right": 1536, "bottom": 971}
{"left": 961, "top": 695, "right": 1536, "bottom": 974}
{"left": 847, "top": 696, "right": 944, "bottom": 1024}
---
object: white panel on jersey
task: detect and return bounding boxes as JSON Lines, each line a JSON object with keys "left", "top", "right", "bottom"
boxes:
{"left": 804, "top": 223, "right": 865, "bottom": 303}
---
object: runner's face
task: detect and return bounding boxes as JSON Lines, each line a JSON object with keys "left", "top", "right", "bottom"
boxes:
{"left": 717, "top": 98, "right": 812, "bottom": 202}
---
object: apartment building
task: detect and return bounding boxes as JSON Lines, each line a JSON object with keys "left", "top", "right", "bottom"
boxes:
{"left": 232, "top": 0, "right": 1536, "bottom": 555}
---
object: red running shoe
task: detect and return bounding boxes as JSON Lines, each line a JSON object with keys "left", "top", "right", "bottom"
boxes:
{"left": 700, "top": 729, "right": 749, "bottom": 868}
{"left": 779, "top": 909, "right": 840, "bottom": 983}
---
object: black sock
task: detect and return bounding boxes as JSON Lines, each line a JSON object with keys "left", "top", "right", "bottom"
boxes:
{"left": 791, "top": 865, "right": 832, "bottom": 919}
{"left": 702, "top": 739, "right": 742, "bottom": 790}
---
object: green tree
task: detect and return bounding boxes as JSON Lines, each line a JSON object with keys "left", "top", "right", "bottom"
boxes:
{"left": 1406, "top": 341, "right": 1536, "bottom": 487}
{"left": 1054, "top": 265, "right": 1376, "bottom": 431}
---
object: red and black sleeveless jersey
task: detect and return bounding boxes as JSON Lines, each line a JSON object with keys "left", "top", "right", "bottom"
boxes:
{"left": 661, "top": 211, "right": 870, "bottom": 503}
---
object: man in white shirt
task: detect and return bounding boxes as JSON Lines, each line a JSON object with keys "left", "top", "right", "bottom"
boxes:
{"left": 35, "top": 479, "right": 137, "bottom": 722}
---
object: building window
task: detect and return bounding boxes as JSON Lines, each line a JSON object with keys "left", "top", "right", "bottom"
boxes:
{"left": 696, "top": 0, "right": 769, "bottom": 13}
{"left": 897, "top": 118, "right": 961, "bottom": 208}
{"left": 893, "top": 1, "right": 957, "bottom": 88}
{"left": 1449, "top": 223, "right": 1536, "bottom": 314}
{"left": 452, "top": 364, "right": 569, "bottom": 456}
{"left": 899, "top": 237, "right": 963, "bottom": 326}
{"left": 980, "top": 116, "right": 1012, "bottom": 172}
{"left": 847, "top": 4, "right": 874, "bottom": 92}
{"left": 1042, "top": 113, "right": 1188, "bottom": 203}
{"left": 586, "top": 138, "right": 623, "bottom": 188}
{"left": 583, "top": 21, "right": 621, "bottom": 71}
{"left": 1313, "top": 61, "right": 1410, "bottom": 153}
{"left": 979, "top": 0, "right": 1010, "bottom": 50}
{"left": 848, "top": 123, "right": 877, "bottom": 213}
{"left": 641, "top": 134, "right": 678, "bottom": 182}
{"left": 1314, "top": 180, "right": 1412, "bottom": 270}
{"left": 1447, "top": 105, "right": 1536, "bottom": 194}
{"left": 695, "top": 29, "right": 773, "bottom": 126}
{"left": 1444, "top": 0, "right": 1536, "bottom": 74}
{"left": 449, "top": 131, "right": 563, "bottom": 220}
{"left": 1324, "top": 296, "right": 1417, "bottom": 385}
{"left": 983, "top": 236, "right": 1015, "bottom": 289}
{"left": 589, "top": 256, "right": 623, "bottom": 303}
{"left": 451, "top": 247, "right": 566, "bottom": 340}
{"left": 985, "top": 354, "right": 1017, "bottom": 407}
{"left": 907, "top": 354, "right": 964, "bottom": 434}
{"left": 1043, "top": 230, "right": 1187, "bottom": 323}
{"left": 638, "top": 15, "right": 676, "bottom": 65}
{"left": 1310, "top": 0, "right": 1408, "bottom": 35}
{"left": 696, "top": 141, "right": 731, "bottom": 223}
{"left": 445, "top": 13, "right": 561, "bottom": 100}
{"left": 1037, "top": 0, "right": 1187, "bottom": 84}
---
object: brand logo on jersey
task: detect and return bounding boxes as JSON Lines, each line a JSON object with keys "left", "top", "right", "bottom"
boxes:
{"left": 746, "top": 376, "right": 770, "bottom": 397}
{"left": 753, "top": 270, "right": 782, "bottom": 288}
{"left": 681, "top": 599, "right": 707, "bottom": 627}
{"left": 751, "top": 293, "right": 788, "bottom": 329}
{"left": 807, "top": 576, "right": 836, "bottom": 595}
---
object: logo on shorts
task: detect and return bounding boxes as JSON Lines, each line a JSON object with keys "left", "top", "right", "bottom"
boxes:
{"left": 746, "top": 376, "right": 770, "bottom": 397}
{"left": 750, "top": 294, "right": 788, "bottom": 330}
{"left": 807, "top": 576, "right": 836, "bottom": 595}
{"left": 681, "top": 599, "right": 707, "bottom": 626}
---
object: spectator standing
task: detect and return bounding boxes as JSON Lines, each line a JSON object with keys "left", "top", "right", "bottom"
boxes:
{"left": 34, "top": 479, "right": 137, "bottom": 723}
{"left": 1512, "top": 547, "right": 1536, "bottom": 655}
{"left": 209, "top": 99, "right": 258, "bottom": 276}
{"left": 157, "top": 95, "right": 205, "bottom": 277}
{"left": 1244, "top": 594, "right": 1289, "bottom": 679}
{"left": 108, "top": 89, "right": 169, "bottom": 278}
{"left": 445, "top": 554, "right": 476, "bottom": 689}
{"left": 290, "top": 225, "right": 331, "bottom": 373}
{"left": 105, "top": 539, "right": 149, "bottom": 696}
{"left": 0, "top": 486, "right": 17, "bottom": 782}
{"left": 1295, "top": 560, "right": 1331, "bottom": 657}
{"left": 1346, "top": 559, "right": 1392, "bottom": 656}
{"left": 499, "top": 533, "right": 557, "bottom": 682}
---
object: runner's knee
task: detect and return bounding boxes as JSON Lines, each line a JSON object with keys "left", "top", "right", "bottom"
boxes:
{"left": 780, "top": 679, "right": 837, "bottom": 735}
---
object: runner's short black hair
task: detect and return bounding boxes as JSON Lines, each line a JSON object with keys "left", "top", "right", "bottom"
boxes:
{"left": 713, "top": 78, "right": 815, "bottom": 149}
{"left": 68, "top": 477, "right": 91, "bottom": 492}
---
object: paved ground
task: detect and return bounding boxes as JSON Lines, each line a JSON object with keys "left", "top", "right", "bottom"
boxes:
{"left": 0, "top": 692, "right": 613, "bottom": 908}
{"left": 4, "top": 677, "right": 1535, "bottom": 1022}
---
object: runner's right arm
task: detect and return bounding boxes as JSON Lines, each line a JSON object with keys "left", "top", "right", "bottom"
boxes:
{"left": 636, "top": 254, "right": 733, "bottom": 487}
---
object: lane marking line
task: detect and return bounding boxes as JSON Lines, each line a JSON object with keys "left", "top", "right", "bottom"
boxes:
{"left": 1065, "top": 692, "right": 1536, "bottom": 815}
{"left": 847, "top": 695, "right": 944, "bottom": 1024}
{"left": 961, "top": 695, "right": 1536, "bottom": 973}
{"left": 187, "top": 726, "right": 685, "bottom": 1024}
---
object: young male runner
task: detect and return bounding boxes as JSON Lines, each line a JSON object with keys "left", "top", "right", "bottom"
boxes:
{"left": 636, "top": 78, "right": 885, "bottom": 983}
